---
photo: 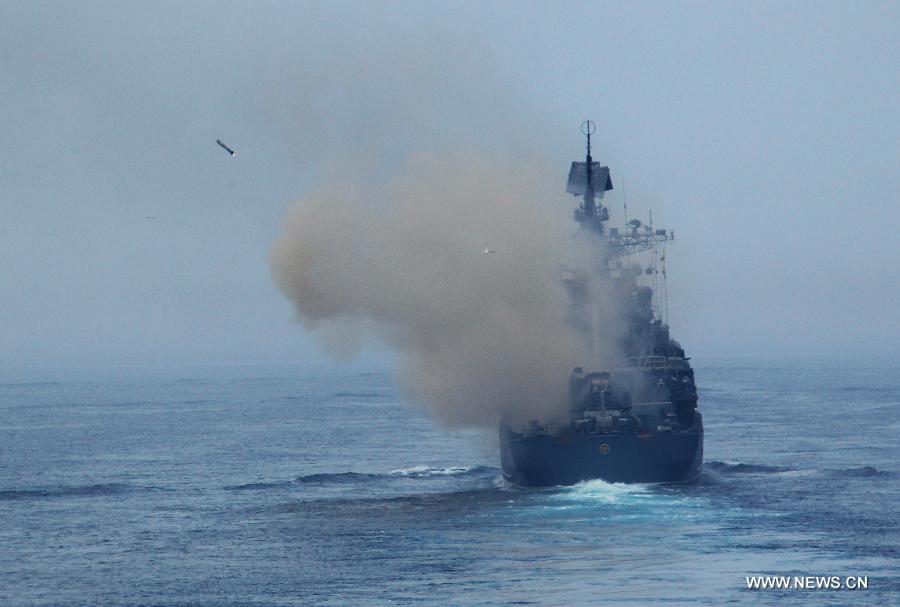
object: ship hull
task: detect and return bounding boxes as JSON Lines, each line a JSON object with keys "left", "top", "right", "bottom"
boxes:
{"left": 500, "top": 416, "right": 703, "bottom": 487}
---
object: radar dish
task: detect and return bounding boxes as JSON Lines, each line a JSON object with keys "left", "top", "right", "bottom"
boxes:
{"left": 581, "top": 120, "right": 596, "bottom": 136}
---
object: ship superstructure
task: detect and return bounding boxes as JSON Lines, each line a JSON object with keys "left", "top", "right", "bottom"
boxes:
{"left": 500, "top": 122, "right": 703, "bottom": 486}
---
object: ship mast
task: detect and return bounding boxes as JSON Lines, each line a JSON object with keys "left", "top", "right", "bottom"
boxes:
{"left": 567, "top": 121, "right": 673, "bottom": 260}
{"left": 583, "top": 120, "right": 597, "bottom": 221}
{"left": 565, "top": 121, "right": 678, "bottom": 363}
{"left": 567, "top": 120, "right": 611, "bottom": 234}
{"left": 576, "top": 121, "right": 606, "bottom": 367}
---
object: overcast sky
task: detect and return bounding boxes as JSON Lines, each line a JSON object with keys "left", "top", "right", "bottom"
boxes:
{"left": 1, "top": 1, "right": 897, "bottom": 367}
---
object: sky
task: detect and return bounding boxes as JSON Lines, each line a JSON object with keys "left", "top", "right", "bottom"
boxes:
{"left": 1, "top": 0, "right": 897, "bottom": 367}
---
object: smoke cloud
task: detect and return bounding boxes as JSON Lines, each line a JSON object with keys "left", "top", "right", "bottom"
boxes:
{"left": 270, "top": 152, "right": 608, "bottom": 427}
{"left": 266, "top": 33, "right": 623, "bottom": 428}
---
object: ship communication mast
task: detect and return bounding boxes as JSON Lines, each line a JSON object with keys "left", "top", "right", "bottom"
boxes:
{"left": 565, "top": 121, "right": 678, "bottom": 354}
{"left": 566, "top": 121, "right": 673, "bottom": 260}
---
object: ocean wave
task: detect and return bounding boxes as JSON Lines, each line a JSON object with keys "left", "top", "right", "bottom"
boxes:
{"left": 226, "top": 466, "right": 497, "bottom": 491}
{"left": 297, "top": 472, "right": 382, "bottom": 484}
{"left": 827, "top": 466, "right": 896, "bottom": 479}
{"left": 224, "top": 480, "right": 297, "bottom": 491}
{"left": 225, "top": 472, "right": 379, "bottom": 490}
{"left": 835, "top": 386, "right": 899, "bottom": 393}
{"left": 0, "top": 482, "right": 134, "bottom": 501}
{"left": 333, "top": 391, "right": 387, "bottom": 399}
{"left": 704, "top": 461, "right": 897, "bottom": 480}
{"left": 388, "top": 465, "right": 494, "bottom": 478}
{"left": 704, "top": 461, "right": 792, "bottom": 474}
{"left": 266, "top": 486, "right": 510, "bottom": 514}
{"left": 0, "top": 381, "right": 63, "bottom": 388}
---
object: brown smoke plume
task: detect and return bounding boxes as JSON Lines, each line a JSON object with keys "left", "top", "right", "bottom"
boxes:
{"left": 270, "top": 154, "right": 595, "bottom": 428}
{"left": 262, "top": 27, "right": 627, "bottom": 428}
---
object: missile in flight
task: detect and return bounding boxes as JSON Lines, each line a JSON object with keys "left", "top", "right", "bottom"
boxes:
{"left": 216, "top": 139, "right": 236, "bottom": 156}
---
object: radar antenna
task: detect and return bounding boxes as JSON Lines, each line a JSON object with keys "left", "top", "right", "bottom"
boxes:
{"left": 566, "top": 120, "right": 612, "bottom": 230}
{"left": 564, "top": 122, "right": 675, "bottom": 260}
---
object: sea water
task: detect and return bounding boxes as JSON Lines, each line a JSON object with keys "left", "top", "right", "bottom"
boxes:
{"left": 2, "top": 356, "right": 898, "bottom": 605}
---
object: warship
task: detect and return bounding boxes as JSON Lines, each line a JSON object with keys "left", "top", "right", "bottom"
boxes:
{"left": 500, "top": 121, "right": 702, "bottom": 486}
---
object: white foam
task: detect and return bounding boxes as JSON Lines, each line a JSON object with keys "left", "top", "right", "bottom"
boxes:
{"left": 558, "top": 478, "right": 650, "bottom": 503}
{"left": 389, "top": 465, "right": 474, "bottom": 477}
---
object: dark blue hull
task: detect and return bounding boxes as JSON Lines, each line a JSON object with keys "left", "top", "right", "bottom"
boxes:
{"left": 500, "top": 415, "right": 703, "bottom": 486}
